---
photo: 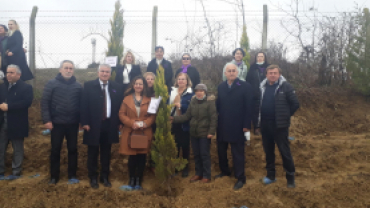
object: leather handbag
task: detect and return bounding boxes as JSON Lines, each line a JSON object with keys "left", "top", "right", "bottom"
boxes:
{"left": 128, "top": 130, "right": 148, "bottom": 149}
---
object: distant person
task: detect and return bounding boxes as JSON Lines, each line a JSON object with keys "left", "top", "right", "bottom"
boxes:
{"left": 0, "top": 24, "right": 8, "bottom": 73}
{"left": 143, "top": 72, "right": 156, "bottom": 98}
{"left": 5, "top": 20, "right": 33, "bottom": 81}
{"left": 175, "top": 53, "right": 200, "bottom": 89}
{"left": 222, "top": 48, "right": 248, "bottom": 82}
{"left": 171, "top": 84, "right": 217, "bottom": 183}
{"left": 0, "top": 64, "right": 33, "bottom": 180}
{"left": 246, "top": 52, "right": 270, "bottom": 135}
{"left": 258, "top": 65, "right": 299, "bottom": 188}
{"left": 119, "top": 76, "right": 156, "bottom": 190}
{"left": 41, "top": 60, "right": 82, "bottom": 185}
{"left": 216, "top": 63, "right": 253, "bottom": 190}
{"left": 80, "top": 64, "right": 124, "bottom": 189}
{"left": 146, "top": 46, "right": 173, "bottom": 93}
{"left": 115, "top": 51, "right": 142, "bottom": 93}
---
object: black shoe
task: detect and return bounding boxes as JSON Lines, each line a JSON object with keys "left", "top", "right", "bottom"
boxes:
{"left": 233, "top": 180, "right": 245, "bottom": 190}
{"left": 129, "top": 177, "right": 136, "bottom": 188}
{"left": 90, "top": 178, "right": 99, "bottom": 189}
{"left": 214, "top": 172, "right": 230, "bottom": 179}
{"left": 182, "top": 166, "right": 189, "bottom": 178}
{"left": 287, "top": 182, "right": 296, "bottom": 188}
{"left": 286, "top": 174, "right": 295, "bottom": 188}
{"left": 100, "top": 177, "right": 112, "bottom": 188}
{"left": 134, "top": 177, "right": 142, "bottom": 190}
{"left": 48, "top": 178, "right": 58, "bottom": 185}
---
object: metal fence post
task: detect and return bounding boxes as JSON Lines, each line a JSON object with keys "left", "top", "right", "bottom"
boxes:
{"left": 151, "top": 6, "right": 158, "bottom": 59}
{"left": 29, "top": 6, "right": 38, "bottom": 87}
{"left": 262, "top": 4, "right": 268, "bottom": 52}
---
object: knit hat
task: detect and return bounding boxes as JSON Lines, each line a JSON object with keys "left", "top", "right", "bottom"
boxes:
{"left": 0, "top": 24, "right": 8, "bottom": 32}
{"left": 194, "top": 84, "right": 208, "bottom": 93}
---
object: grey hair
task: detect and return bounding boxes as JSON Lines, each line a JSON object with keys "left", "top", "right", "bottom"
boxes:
{"left": 225, "top": 63, "right": 238, "bottom": 72}
{"left": 7, "top": 64, "right": 21, "bottom": 74}
{"left": 59, "top": 60, "right": 74, "bottom": 69}
{"left": 98, "top": 64, "right": 112, "bottom": 72}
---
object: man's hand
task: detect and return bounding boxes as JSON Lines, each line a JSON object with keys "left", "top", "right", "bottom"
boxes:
{"left": 243, "top": 128, "right": 250, "bottom": 132}
{"left": 44, "top": 122, "right": 53, "bottom": 130}
{"left": 207, "top": 134, "right": 213, "bottom": 139}
{"left": 7, "top": 52, "right": 13, "bottom": 56}
{"left": 82, "top": 125, "right": 90, "bottom": 132}
{"left": 0, "top": 103, "right": 8, "bottom": 111}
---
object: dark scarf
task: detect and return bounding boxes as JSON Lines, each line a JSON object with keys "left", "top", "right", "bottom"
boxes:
{"left": 133, "top": 93, "right": 143, "bottom": 107}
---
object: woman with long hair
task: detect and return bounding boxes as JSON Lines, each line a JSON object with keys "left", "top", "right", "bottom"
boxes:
{"left": 115, "top": 51, "right": 142, "bottom": 93}
{"left": 143, "top": 72, "right": 156, "bottom": 98}
{"left": 6, "top": 20, "right": 33, "bottom": 81}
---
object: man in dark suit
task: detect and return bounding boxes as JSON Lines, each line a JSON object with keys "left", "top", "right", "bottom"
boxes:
{"left": 0, "top": 64, "right": 33, "bottom": 180}
{"left": 146, "top": 46, "right": 173, "bottom": 92}
{"left": 216, "top": 63, "right": 253, "bottom": 190}
{"left": 80, "top": 64, "right": 124, "bottom": 189}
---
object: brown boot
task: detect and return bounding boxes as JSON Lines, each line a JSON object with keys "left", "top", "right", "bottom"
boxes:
{"left": 190, "top": 175, "right": 202, "bottom": 183}
{"left": 200, "top": 178, "right": 211, "bottom": 183}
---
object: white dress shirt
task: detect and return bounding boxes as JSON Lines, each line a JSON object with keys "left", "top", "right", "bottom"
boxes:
{"left": 156, "top": 59, "right": 163, "bottom": 66}
{"left": 122, "top": 64, "right": 132, "bottom": 84}
{"left": 99, "top": 79, "right": 111, "bottom": 118}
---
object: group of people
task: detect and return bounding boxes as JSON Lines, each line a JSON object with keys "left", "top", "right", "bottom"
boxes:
{"left": 0, "top": 20, "right": 300, "bottom": 191}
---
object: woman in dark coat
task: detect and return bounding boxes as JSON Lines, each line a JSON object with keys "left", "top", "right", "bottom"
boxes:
{"left": 6, "top": 20, "right": 33, "bottom": 81}
{"left": 174, "top": 53, "right": 200, "bottom": 89}
{"left": 0, "top": 24, "right": 8, "bottom": 73}
{"left": 115, "top": 51, "right": 142, "bottom": 93}
{"left": 246, "top": 52, "right": 270, "bottom": 135}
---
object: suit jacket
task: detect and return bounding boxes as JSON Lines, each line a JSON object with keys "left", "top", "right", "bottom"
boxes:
{"left": 216, "top": 78, "right": 253, "bottom": 143}
{"left": 175, "top": 66, "right": 200, "bottom": 89}
{"left": 80, "top": 79, "right": 124, "bottom": 146}
{"left": 4, "top": 79, "right": 33, "bottom": 140}
{"left": 147, "top": 58, "right": 173, "bottom": 92}
{"left": 115, "top": 64, "right": 142, "bottom": 85}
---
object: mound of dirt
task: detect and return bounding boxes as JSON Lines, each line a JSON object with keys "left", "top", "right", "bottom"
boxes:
{"left": 1, "top": 88, "right": 370, "bottom": 208}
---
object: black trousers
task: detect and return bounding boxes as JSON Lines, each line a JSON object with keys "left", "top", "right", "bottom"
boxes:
{"left": 217, "top": 140, "right": 246, "bottom": 183}
{"left": 87, "top": 119, "right": 112, "bottom": 179}
{"left": 261, "top": 119, "right": 295, "bottom": 180}
{"left": 191, "top": 137, "right": 211, "bottom": 179}
{"left": 50, "top": 123, "right": 79, "bottom": 179}
{"left": 252, "top": 98, "right": 260, "bottom": 130}
{"left": 173, "top": 124, "right": 190, "bottom": 162}
{"left": 128, "top": 154, "right": 147, "bottom": 179}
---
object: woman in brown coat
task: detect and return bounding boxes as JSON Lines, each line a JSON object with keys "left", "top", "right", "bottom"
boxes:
{"left": 119, "top": 76, "right": 155, "bottom": 190}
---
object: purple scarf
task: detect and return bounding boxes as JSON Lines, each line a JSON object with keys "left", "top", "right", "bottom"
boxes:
{"left": 236, "top": 61, "right": 242, "bottom": 67}
{"left": 258, "top": 65, "right": 266, "bottom": 73}
{"left": 181, "top": 64, "right": 191, "bottom": 73}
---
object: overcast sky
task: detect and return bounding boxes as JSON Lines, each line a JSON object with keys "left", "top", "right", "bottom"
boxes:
{"left": 0, "top": 0, "right": 368, "bottom": 68}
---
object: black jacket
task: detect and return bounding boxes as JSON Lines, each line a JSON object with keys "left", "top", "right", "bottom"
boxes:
{"left": 6, "top": 31, "right": 33, "bottom": 81}
{"left": 3, "top": 79, "right": 33, "bottom": 140}
{"left": 115, "top": 64, "right": 142, "bottom": 85}
{"left": 41, "top": 73, "right": 82, "bottom": 124}
{"left": 147, "top": 58, "right": 173, "bottom": 92}
{"left": 216, "top": 78, "right": 253, "bottom": 143}
{"left": 246, "top": 62, "right": 270, "bottom": 100}
{"left": 0, "top": 81, "right": 6, "bottom": 127}
{"left": 80, "top": 79, "right": 124, "bottom": 146}
{"left": 175, "top": 66, "right": 200, "bottom": 89}
{"left": 258, "top": 76, "right": 300, "bottom": 128}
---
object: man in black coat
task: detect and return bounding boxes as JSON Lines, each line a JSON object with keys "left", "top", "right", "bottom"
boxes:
{"left": 0, "top": 64, "right": 33, "bottom": 180}
{"left": 258, "top": 64, "right": 299, "bottom": 188}
{"left": 246, "top": 52, "right": 270, "bottom": 135}
{"left": 216, "top": 63, "right": 253, "bottom": 190}
{"left": 41, "top": 60, "right": 82, "bottom": 185}
{"left": 80, "top": 64, "right": 124, "bottom": 189}
{"left": 146, "top": 46, "right": 173, "bottom": 92}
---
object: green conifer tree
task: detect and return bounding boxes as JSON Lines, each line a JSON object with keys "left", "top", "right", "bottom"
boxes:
{"left": 151, "top": 65, "right": 187, "bottom": 193}
{"left": 240, "top": 25, "right": 251, "bottom": 68}
{"left": 347, "top": 8, "right": 370, "bottom": 96}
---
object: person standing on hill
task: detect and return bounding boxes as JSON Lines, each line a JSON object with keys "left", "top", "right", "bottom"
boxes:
{"left": 216, "top": 63, "right": 253, "bottom": 190}
{"left": 146, "top": 46, "right": 173, "bottom": 93}
{"left": 258, "top": 64, "right": 299, "bottom": 188}
{"left": 222, "top": 48, "right": 248, "bottom": 82}
{"left": 41, "top": 60, "right": 82, "bottom": 185}
{"left": 174, "top": 53, "right": 200, "bottom": 90}
{"left": 246, "top": 52, "right": 270, "bottom": 135}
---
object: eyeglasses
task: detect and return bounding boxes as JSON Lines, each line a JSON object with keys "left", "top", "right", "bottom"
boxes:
{"left": 182, "top": 57, "right": 191, "bottom": 60}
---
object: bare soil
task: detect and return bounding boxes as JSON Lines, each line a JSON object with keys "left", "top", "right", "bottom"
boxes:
{"left": 0, "top": 88, "right": 370, "bottom": 208}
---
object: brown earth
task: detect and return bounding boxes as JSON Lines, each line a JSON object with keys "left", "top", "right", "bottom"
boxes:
{"left": 0, "top": 88, "right": 370, "bottom": 208}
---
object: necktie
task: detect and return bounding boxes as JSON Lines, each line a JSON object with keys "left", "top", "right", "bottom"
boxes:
{"left": 8, "top": 83, "right": 13, "bottom": 91}
{"left": 102, "top": 84, "right": 107, "bottom": 120}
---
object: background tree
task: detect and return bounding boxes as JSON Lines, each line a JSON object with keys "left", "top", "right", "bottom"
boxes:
{"left": 240, "top": 25, "right": 251, "bottom": 68}
{"left": 151, "top": 65, "right": 187, "bottom": 194}
{"left": 107, "top": 0, "right": 124, "bottom": 80}
{"left": 347, "top": 8, "right": 370, "bottom": 96}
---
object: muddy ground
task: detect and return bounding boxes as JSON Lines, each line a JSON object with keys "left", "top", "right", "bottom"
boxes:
{"left": 0, "top": 88, "right": 369, "bottom": 208}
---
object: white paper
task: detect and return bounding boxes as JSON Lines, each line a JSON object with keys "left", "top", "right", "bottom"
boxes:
{"left": 147, "top": 96, "right": 162, "bottom": 114}
{"left": 104, "top": 56, "right": 118, "bottom": 67}
{"left": 244, "top": 132, "right": 250, "bottom": 141}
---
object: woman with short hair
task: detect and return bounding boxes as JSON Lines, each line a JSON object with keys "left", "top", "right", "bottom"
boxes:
{"left": 174, "top": 53, "right": 200, "bottom": 89}
{"left": 222, "top": 48, "right": 247, "bottom": 82}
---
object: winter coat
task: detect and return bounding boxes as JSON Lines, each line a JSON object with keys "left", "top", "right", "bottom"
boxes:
{"left": 216, "top": 78, "right": 253, "bottom": 143}
{"left": 222, "top": 60, "right": 248, "bottom": 82}
{"left": 246, "top": 62, "right": 270, "bottom": 100}
{"left": 169, "top": 87, "right": 194, "bottom": 132}
{"left": 115, "top": 64, "right": 142, "bottom": 85}
{"left": 41, "top": 73, "right": 82, "bottom": 124}
{"left": 0, "top": 81, "right": 7, "bottom": 127}
{"left": 119, "top": 95, "right": 156, "bottom": 155}
{"left": 80, "top": 79, "right": 124, "bottom": 146}
{"left": 0, "top": 36, "right": 8, "bottom": 73}
{"left": 258, "top": 76, "right": 300, "bottom": 128}
{"left": 173, "top": 95, "right": 217, "bottom": 138}
{"left": 147, "top": 58, "right": 173, "bottom": 92}
{"left": 3, "top": 79, "right": 33, "bottom": 140}
{"left": 6, "top": 31, "right": 33, "bottom": 81}
{"left": 175, "top": 66, "right": 200, "bottom": 89}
